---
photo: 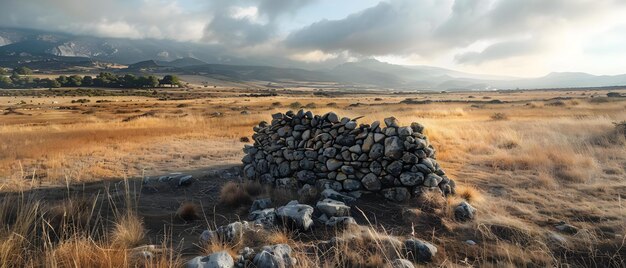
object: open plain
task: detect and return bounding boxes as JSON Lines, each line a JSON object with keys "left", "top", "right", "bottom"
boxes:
{"left": 1, "top": 86, "right": 625, "bottom": 267}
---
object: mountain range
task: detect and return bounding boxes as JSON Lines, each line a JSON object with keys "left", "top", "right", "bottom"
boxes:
{"left": 1, "top": 27, "right": 626, "bottom": 90}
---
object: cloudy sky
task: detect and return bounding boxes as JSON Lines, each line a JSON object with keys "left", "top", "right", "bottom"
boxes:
{"left": 1, "top": 0, "right": 625, "bottom": 77}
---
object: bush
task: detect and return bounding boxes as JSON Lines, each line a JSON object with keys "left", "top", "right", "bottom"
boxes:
{"left": 289, "top": 102, "right": 302, "bottom": 109}
{"left": 272, "top": 102, "right": 282, "bottom": 107}
{"left": 219, "top": 182, "right": 252, "bottom": 207}
{"left": 490, "top": 113, "right": 508, "bottom": 120}
{"left": 71, "top": 99, "right": 90, "bottom": 103}
{"left": 546, "top": 100, "right": 565, "bottom": 106}
{"left": 607, "top": 92, "right": 622, "bottom": 97}
{"left": 326, "top": 102, "right": 337, "bottom": 107}
{"left": 304, "top": 102, "right": 316, "bottom": 108}
{"left": 176, "top": 202, "right": 199, "bottom": 221}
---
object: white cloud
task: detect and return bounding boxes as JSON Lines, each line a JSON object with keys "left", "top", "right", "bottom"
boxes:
{"left": 289, "top": 50, "right": 338, "bottom": 62}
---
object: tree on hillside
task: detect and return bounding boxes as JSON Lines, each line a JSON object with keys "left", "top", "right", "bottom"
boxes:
{"left": 82, "top": 76, "right": 93, "bottom": 86}
{"left": 159, "top": 75, "right": 180, "bottom": 87}
{"left": 14, "top": 66, "right": 32, "bottom": 75}
{"left": 56, "top": 75, "right": 68, "bottom": 86}
{"left": 147, "top": 75, "right": 160, "bottom": 88}
{"left": 10, "top": 73, "right": 21, "bottom": 83}
{"left": 67, "top": 75, "right": 83, "bottom": 87}
{"left": 0, "top": 68, "right": 6, "bottom": 75}
{"left": 0, "top": 76, "right": 12, "bottom": 88}
{"left": 123, "top": 74, "right": 138, "bottom": 88}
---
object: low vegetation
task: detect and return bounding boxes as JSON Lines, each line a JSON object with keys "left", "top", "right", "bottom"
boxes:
{"left": 0, "top": 72, "right": 181, "bottom": 89}
{"left": 0, "top": 87, "right": 624, "bottom": 266}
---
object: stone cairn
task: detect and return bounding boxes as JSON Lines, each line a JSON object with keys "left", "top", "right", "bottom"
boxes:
{"left": 242, "top": 110, "right": 456, "bottom": 203}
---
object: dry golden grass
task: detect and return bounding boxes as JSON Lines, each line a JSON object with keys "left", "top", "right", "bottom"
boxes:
{"left": 176, "top": 201, "right": 200, "bottom": 222}
{"left": 1, "top": 88, "right": 625, "bottom": 267}
{"left": 111, "top": 213, "right": 146, "bottom": 248}
{"left": 219, "top": 181, "right": 253, "bottom": 207}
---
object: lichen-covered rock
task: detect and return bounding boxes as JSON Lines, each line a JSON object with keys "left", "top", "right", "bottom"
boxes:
{"left": 252, "top": 244, "right": 296, "bottom": 268}
{"left": 187, "top": 251, "right": 234, "bottom": 268}
{"left": 250, "top": 198, "right": 272, "bottom": 212}
{"left": 325, "top": 216, "right": 357, "bottom": 229}
{"left": 249, "top": 208, "right": 276, "bottom": 228}
{"left": 320, "top": 189, "right": 356, "bottom": 205}
{"left": 454, "top": 201, "right": 476, "bottom": 222}
{"left": 216, "top": 221, "right": 249, "bottom": 243}
{"left": 276, "top": 201, "right": 314, "bottom": 231}
{"left": 316, "top": 199, "right": 350, "bottom": 217}
{"left": 384, "top": 136, "right": 405, "bottom": 159}
{"left": 403, "top": 239, "right": 437, "bottom": 263}
{"left": 361, "top": 173, "right": 381, "bottom": 191}
{"left": 382, "top": 187, "right": 410, "bottom": 202}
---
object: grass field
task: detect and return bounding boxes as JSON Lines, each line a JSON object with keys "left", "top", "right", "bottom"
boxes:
{"left": 1, "top": 86, "right": 625, "bottom": 267}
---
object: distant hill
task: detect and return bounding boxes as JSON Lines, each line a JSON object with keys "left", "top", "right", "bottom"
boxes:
{"left": 2, "top": 27, "right": 626, "bottom": 90}
{"left": 179, "top": 64, "right": 337, "bottom": 82}
{"left": 159, "top": 57, "right": 207, "bottom": 68}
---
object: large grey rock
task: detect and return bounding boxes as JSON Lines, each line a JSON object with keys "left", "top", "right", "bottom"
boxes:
{"left": 326, "top": 159, "right": 343, "bottom": 171}
{"left": 423, "top": 173, "right": 443, "bottom": 187}
{"left": 326, "top": 112, "right": 339, "bottom": 123}
{"left": 340, "top": 165, "right": 355, "bottom": 174}
{"left": 253, "top": 244, "right": 296, "bottom": 268}
{"left": 275, "top": 178, "right": 298, "bottom": 189}
{"left": 200, "top": 230, "right": 216, "bottom": 245}
{"left": 384, "top": 117, "right": 399, "bottom": 128}
{"left": 316, "top": 179, "right": 343, "bottom": 192}
{"left": 403, "top": 239, "right": 437, "bottom": 263}
{"left": 345, "top": 121, "right": 357, "bottom": 130}
{"left": 320, "top": 189, "right": 356, "bottom": 204}
{"left": 454, "top": 201, "right": 476, "bottom": 222}
{"left": 186, "top": 251, "right": 234, "bottom": 268}
{"left": 249, "top": 208, "right": 276, "bottom": 228}
{"left": 276, "top": 201, "right": 314, "bottom": 231}
{"left": 243, "top": 164, "right": 256, "bottom": 179}
{"left": 386, "top": 160, "right": 403, "bottom": 176}
{"left": 322, "top": 147, "right": 337, "bottom": 158}
{"left": 216, "top": 221, "right": 249, "bottom": 243}
{"left": 374, "top": 133, "right": 385, "bottom": 143}
{"left": 342, "top": 179, "right": 361, "bottom": 191}
{"left": 361, "top": 173, "right": 381, "bottom": 191}
{"left": 369, "top": 161, "right": 383, "bottom": 175}
{"left": 398, "top": 126, "right": 413, "bottom": 137}
{"left": 316, "top": 199, "right": 350, "bottom": 217}
{"left": 555, "top": 222, "right": 578, "bottom": 234}
{"left": 382, "top": 187, "right": 410, "bottom": 202}
{"left": 362, "top": 133, "right": 374, "bottom": 152}
{"left": 325, "top": 216, "right": 357, "bottom": 229}
{"left": 250, "top": 198, "right": 272, "bottom": 212}
{"left": 410, "top": 122, "right": 424, "bottom": 133}
{"left": 369, "top": 143, "right": 384, "bottom": 159}
{"left": 399, "top": 172, "right": 424, "bottom": 186}
{"left": 296, "top": 170, "right": 316, "bottom": 184}
{"left": 384, "top": 137, "right": 404, "bottom": 159}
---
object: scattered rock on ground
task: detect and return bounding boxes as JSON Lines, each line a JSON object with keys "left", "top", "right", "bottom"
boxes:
{"left": 186, "top": 251, "right": 234, "bottom": 268}
{"left": 454, "top": 201, "right": 476, "bottom": 222}
{"left": 276, "top": 200, "right": 314, "bottom": 231}
{"left": 252, "top": 244, "right": 296, "bottom": 268}
{"left": 403, "top": 239, "right": 437, "bottom": 263}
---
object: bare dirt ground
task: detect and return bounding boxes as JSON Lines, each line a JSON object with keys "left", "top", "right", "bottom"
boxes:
{"left": 1, "top": 86, "right": 625, "bottom": 267}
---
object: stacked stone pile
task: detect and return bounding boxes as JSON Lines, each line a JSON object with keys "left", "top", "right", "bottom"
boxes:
{"left": 242, "top": 110, "right": 456, "bottom": 202}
